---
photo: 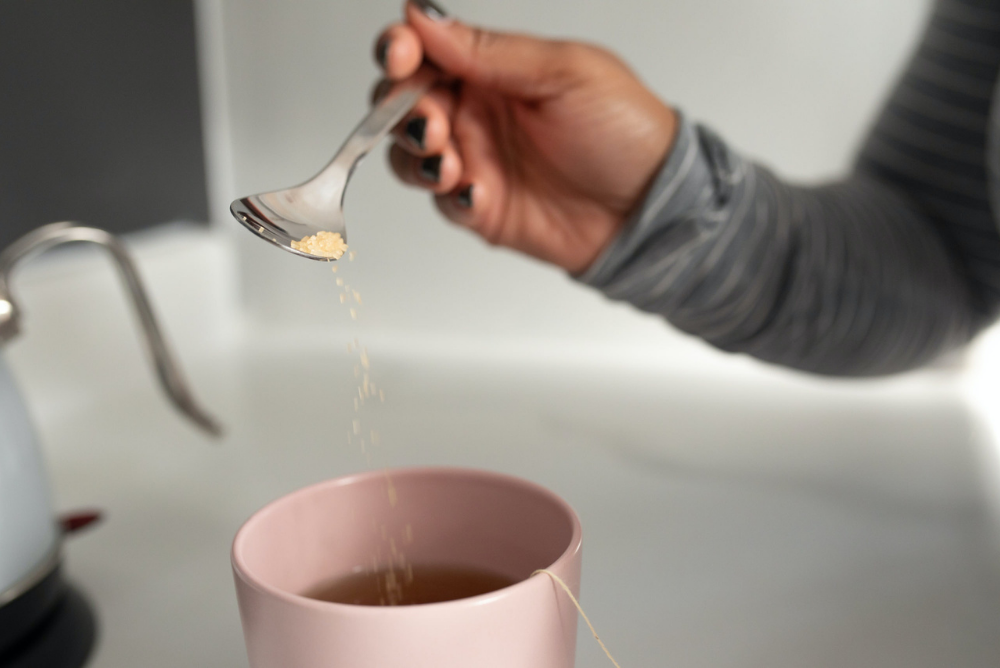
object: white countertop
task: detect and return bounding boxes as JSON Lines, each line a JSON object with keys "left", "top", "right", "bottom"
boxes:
{"left": 7, "top": 227, "right": 1000, "bottom": 667}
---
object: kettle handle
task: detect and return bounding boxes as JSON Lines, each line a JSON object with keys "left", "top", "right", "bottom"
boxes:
{"left": 0, "top": 222, "right": 222, "bottom": 437}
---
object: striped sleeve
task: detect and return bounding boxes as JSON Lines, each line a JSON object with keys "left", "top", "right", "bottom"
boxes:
{"left": 579, "top": 0, "right": 1000, "bottom": 376}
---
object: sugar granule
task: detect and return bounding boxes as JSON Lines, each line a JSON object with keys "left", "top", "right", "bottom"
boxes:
{"left": 290, "top": 231, "right": 348, "bottom": 259}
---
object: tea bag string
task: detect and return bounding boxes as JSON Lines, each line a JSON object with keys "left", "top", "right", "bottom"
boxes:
{"left": 532, "top": 569, "right": 622, "bottom": 668}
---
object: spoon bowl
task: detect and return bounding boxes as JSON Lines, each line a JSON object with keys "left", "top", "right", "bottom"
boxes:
{"left": 231, "top": 188, "right": 346, "bottom": 261}
{"left": 230, "top": 67, "right": 437, "bottom": 261}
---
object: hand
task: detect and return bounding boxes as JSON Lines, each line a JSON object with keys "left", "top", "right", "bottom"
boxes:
{"left": 375, "top": 0, "right": 677, "bottom": 274}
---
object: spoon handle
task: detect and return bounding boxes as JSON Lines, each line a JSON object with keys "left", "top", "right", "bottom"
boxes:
{"left": 332, "top": 67, "right": 438, "bottom": 175}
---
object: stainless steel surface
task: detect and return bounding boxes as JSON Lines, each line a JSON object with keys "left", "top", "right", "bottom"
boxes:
{"left": 0, "top": 222, "right": 222, "bottom": 436}
{"left": 229, "top": 67, "right": 437, "bottom": 260}
{"left": 0, "top": 539, "right": 59, "bottom": 608}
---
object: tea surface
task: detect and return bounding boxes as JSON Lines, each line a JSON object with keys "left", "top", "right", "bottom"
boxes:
{"left": 304, "top": 564, "right": 517, "bottom": 606}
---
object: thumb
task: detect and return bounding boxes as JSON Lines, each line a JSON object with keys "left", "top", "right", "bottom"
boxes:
{"left": 406, "top": 0, "right": 574, "bottom": 99}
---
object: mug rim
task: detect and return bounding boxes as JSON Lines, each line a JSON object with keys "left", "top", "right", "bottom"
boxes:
{"left": 231, "top": 466, "right": 583, "bottom": 614}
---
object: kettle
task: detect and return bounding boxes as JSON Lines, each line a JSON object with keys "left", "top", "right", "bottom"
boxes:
{"left": 0, "top": 223, "right": 221, "bottom": 666}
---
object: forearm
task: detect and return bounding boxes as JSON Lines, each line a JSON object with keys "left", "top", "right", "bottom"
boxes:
{"left": 580, "top": 115, "right": 986, "bottom": 376}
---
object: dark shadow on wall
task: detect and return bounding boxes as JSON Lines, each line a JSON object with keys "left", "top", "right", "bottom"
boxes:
{"left": 0, "top": 0, "right": 209, "bottom": 248}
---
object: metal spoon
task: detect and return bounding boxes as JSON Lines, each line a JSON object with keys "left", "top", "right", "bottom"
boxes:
{"left": 229, "top": 68, "right": 437, "bottom": 260}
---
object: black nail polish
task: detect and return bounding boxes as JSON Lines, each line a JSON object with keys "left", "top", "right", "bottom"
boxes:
{"left": 405, "top": 117, "right": 427, "bottom": 150}
{"left": 376, "top": 39, "right": 390, "bottom": 69}
{"left": 457, "top": 184, "right": 474, "bottom": 209}
{"left": 419, "top": 155, "right": 442, "bottom": 183}
{"left": 411, "top": 0, "right": 448, "bottom": 20}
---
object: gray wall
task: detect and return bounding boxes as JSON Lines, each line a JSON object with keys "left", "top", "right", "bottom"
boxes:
{"left": 0, "top": 0, "right": 208, "bottom": 248}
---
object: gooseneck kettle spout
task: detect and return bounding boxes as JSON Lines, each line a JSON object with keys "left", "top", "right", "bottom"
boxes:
{"left": 0, "top": 222, "right": 222, "bottom": 437}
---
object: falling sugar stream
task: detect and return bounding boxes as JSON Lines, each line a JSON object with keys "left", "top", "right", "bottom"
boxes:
{"left": 325, "top": 248, "right": 624, "bottom": 660}
{"left": 334, "top": 252, "right": 413, "bottom": 605}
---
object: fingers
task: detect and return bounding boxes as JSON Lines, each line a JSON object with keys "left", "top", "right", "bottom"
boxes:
{"left": 388, "top": 140, "right": 463, "bottom": 195}
{"left": 404, "top": 0, "right": 576, "bottom": 99}
{"left": 378, "top": 2, "right": 589, "bottom": 100}
{"left": 390, "top": 86, "right": 455, "bottom": 156}
{"left": 387, "top": 85, "right": 504, "bottom": 240}
{"left": 434, "top": 181, "right": 482, "bottom": 236}
{"left": 434, "top": 92, "right": 506, "bottom": 242}
{"left": 373, "top": 24, "right": 423, "bottom": 80}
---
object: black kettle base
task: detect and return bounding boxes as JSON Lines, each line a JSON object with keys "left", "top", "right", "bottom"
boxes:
{"left": 0, "top": 582, "right": 97, "bottom": 668}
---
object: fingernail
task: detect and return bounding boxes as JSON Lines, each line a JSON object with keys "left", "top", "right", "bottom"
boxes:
{"left": 419, "top": 155, "right": 442, "bottom": 183}
{"left": 457, "top": 184, "right": 474, "bottom": 208}
{"left": 376, "top": 38, "right": 391, "bottom": 69}
{"left": 411, "top": 0, "right": 448, "bottom": 20}
{"left": 405, "top": 117, "right": 427, "bottom": 150}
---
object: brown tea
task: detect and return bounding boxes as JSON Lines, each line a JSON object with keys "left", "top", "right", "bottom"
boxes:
{"left": 303, "top": 564, "right": 517, "bottom": 606}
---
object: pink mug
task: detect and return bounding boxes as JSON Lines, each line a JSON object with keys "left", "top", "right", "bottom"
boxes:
{"left": 231, "top": 467, "right": 583, "bottom": 668}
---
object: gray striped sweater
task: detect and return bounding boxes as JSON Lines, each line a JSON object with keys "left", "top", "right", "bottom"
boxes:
{"left": 580, "top": 0, "right": 1000, "bottom": 376}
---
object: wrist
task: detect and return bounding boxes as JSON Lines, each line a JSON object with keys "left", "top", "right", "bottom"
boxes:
{"left": 574, "top": 109, "right": 697, "bottom": 286}
{"left": 568, "top": 102, "right": 679, "bottom": 276}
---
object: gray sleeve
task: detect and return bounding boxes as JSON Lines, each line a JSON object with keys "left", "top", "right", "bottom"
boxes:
{"left": 578, "top": 114, "right": 985, "bottom": 376}
{"left": 578, "top": 0, "right": 1000, "bottom": 377}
